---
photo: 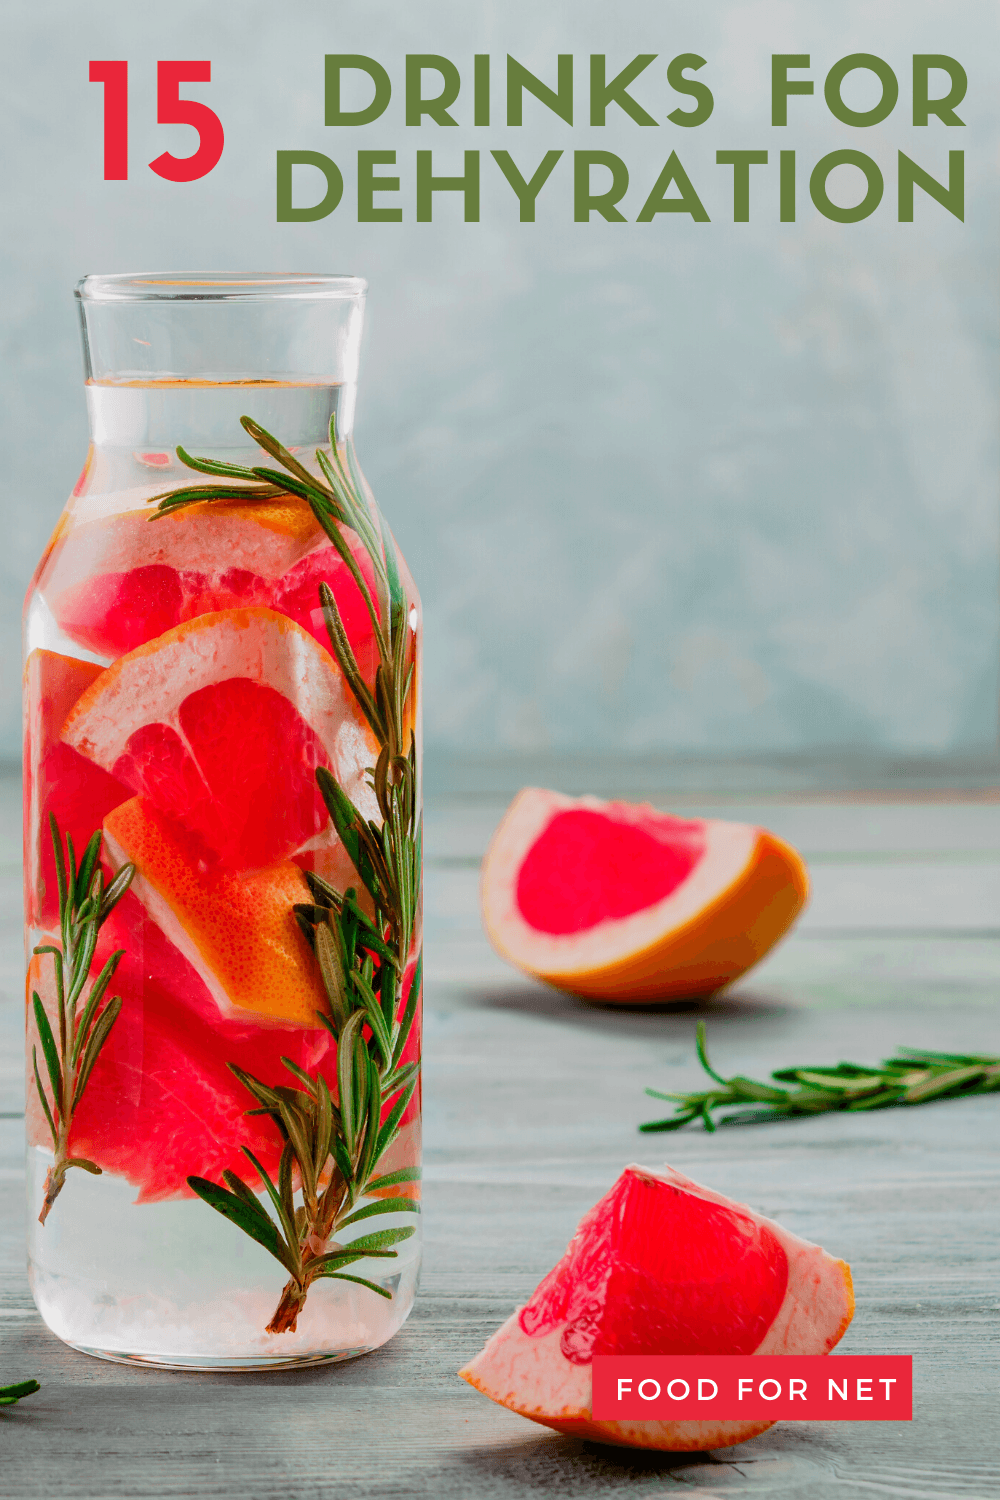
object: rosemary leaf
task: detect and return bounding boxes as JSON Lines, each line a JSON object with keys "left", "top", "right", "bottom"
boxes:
{"left": 315, "top": 769, "right": 366, "bottom": 876}
{"left": 309, "top": 1248, "right": 397, "bottom": 1271}
{"left": 903, "top": 1065, "right": 985, "bottom": 1103}
{"left": 148, "top": 483, "right": 287, "bottom": 513}
{"left": 366, "top": 1166, "right": 421, "bottom": 1192}
{"left": 337, "top": 1012, "right": 365, "bottom": 1157}
{"left": 241, "top": 1149, "right": 299, "bottom": 1251}
{"left": 71, "top": 996, "right": 122, "bottom": 1111}
{"left": 344, "top": 1225, "right": 417, "bottom": 1255}
{"left": 278, "top": 1140, "right": 297, "bottom": 1223}
{"left": 241, "top": 416, "right": 334, "bottom": 498}
{"left": 318, "top": 1272, "right": 392, "bottom": 1299}
{"left": 375, "top": 1076, "right": 418, "bottom": 1164}
{"left": 337, "top": 1197, "right": 421, "bottom": 1230}
{"left": 391, "top": 953, "right": 422, "bottom": 1070}
{"left": 382, "top": 1060, "right": 420, "bottom": 1103}
{"left": 174, "top": 448, "right": 259, "bottom": 480}
{"left": 227, "top": 1065, "right": 286, "bottom": 1113}
{"left": 70, "top": 950, "right": 123, "bottom": 1067}
{"left": 314, "top": 920, "right": 350, "bottom": 1029}
{"left": 354, "top": 1049, "right": 384, "bottom": 1190}
{"left": 32, "top": 995, "right": 62, "bottom": 1105}
{"left": 0, "top": 1379, "right": 41, "bottom": 1407}
{"left": 31, "top": 1049, "right": 58, "bottom": 1146}
{"left": 221, "top": 1169, "right": 275, "bottom": 1222}
{"left": 76, "top": 832, "right": 103, "bottom": 899}
{"left": 186, "top": 1176, "right": 294, "bottom": 1271}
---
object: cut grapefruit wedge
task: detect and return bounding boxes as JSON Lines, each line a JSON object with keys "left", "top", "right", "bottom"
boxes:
{"left": 43, "top": 495, "right": 379, "bottom": 669}
{"left": 23, "top": 649, "right": 132, "bottom": 927}
{"left": 481, "top": 790, "right": 808, "bottom": 1002}
{"left": 63, "top": 607, "right": 378, "bottom": 869}
{"left": 103, "top": 797, "right": 329, "bottom": 1028}
{"left": 459, "top": 1164, "right": 853, "bottom": 1452}
{"left": 26, "top": 894, "right": 334, "bottom": 1201}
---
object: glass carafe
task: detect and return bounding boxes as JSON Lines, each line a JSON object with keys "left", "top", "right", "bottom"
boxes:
{"left": 23, "top": 273, "right": 422, "bottom": 1369}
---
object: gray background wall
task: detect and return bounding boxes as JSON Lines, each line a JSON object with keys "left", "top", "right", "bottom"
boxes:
{"left": 5, "top": 0, "right": 998, "bottom": 785}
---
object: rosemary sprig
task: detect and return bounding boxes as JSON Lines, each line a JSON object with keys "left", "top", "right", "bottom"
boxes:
{"left": 32, "top": 815, "right": 135, "bottom": 1223}
{"left": 640, "top": 1020, "right": 1000, "bottom": 1133}
{"left": 167, "top": 414, "right": 423, "bottom": 1333}
{"left": 0, "top": 1379, "right": 41, "bottom": 1408}
{"left": 188, "top": 952, "right": 421, "bottom": 1335}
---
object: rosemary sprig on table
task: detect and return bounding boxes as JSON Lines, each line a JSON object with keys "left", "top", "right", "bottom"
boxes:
{"left": 0, "top": 1379, "right": 40, "bottom": 1409}
{"left": 155, "top": 414, "right": 422, "bottom": 1333}
{"left": 32, "top": 816, "right": 134, "bottom": 1224}
{"left": 640, "top": 1020, "right": 1000, "bottom": 1133}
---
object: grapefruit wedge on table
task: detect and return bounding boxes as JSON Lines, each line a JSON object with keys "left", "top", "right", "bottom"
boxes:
{"left": 460, "top": 1164, "right": 854, "bottom": 1451}
{"left": 63, "top": 606, "right": 379, "bottom": 870}
{"left": 42, "top": 492, "right": 380, "bottom": 672}
{"left": 481, "top": 790, "right": 809, "bottom": 1002}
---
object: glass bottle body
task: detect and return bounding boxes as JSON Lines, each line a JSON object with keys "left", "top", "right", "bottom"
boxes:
{"left": 23, "top": 276, "right": 422, "bottom": 1369}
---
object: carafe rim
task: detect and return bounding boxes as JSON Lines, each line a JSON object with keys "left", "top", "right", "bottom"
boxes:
{"left": 76, "top": 272, "right": 367, "bottom": 304}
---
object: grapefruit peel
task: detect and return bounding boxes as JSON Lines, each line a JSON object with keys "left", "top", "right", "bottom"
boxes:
{"left": 481, "top": 789, "right": 809, "bottom": 1002}
{"left": 459, "top": 1163, "right": 854, "bottom": 1452}
{"left": 102, "top": 796, "right": 328, "bottom": 1029}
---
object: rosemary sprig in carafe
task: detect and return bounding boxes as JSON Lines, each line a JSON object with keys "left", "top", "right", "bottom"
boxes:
{"left": 152, "top": 415, "right": 422, "bottom": 1333}
{"left": 640, "top": 1020, "right": 1000, "bottom": 1133}
{"left": 188, "top": 943, "right": 421, "bottom": 1334}
{"left": 31, "top": 815, "right": 134, "bottom": 1223}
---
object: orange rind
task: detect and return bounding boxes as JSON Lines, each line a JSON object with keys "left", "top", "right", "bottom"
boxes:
{"left": 104, "top": 797, "right": 329, "bottom": 1028}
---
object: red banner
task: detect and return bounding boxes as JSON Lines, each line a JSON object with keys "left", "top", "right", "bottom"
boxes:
{"left": 592, "top": 1356, "right": 912, "bottom": 1421}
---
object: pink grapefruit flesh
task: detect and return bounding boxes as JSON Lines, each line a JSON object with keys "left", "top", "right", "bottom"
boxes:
{"left": 26, "top": 892, "right": 334, "bottom": 1202}
{"left": 481, "top": 789, "right": 809, "bottom": 1002}
{"left": 44, "top": 496, "right": 379, "bottom": 667}
{"left": 459, "top": 1164, "right": 854, "bottom": 1451}
{"left": 23, "top": 650, "right": 132, "bottom": 927}
{"left": 62, "top": 607, "right": 378, "bottom": 869}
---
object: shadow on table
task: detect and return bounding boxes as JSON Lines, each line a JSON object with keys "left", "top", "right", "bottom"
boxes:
{"left": 459, "top": 979, "right": 796, "bottom": 1038}
{"left": 452, "top": 1425, "right": 825, "bottom": 1495}
{"left": 458, "top": 1430, "right": 727, "bottom": 1484}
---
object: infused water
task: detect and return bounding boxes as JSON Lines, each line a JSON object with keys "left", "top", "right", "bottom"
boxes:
{"left": 24, "top": 278, "right": 422, "bottom": 1369}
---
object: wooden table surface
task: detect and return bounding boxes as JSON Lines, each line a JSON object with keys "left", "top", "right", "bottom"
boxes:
{"left": 2, "top": 782, "right": 999, "bottom": 1499}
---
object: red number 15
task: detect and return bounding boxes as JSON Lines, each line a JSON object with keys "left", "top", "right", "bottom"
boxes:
{"left": 89, "top": 60, "right": 225, "bottom": 182}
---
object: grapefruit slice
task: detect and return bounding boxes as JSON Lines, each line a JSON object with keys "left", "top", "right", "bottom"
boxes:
{"left": 42, "top": 495, "right": 379, "bottom": 667}
{"left": 26, "top": 893, "right": 334, "bottom": 1202}
{"left": 23, "top": 649, "right": 132, "bottom": 927}
{"left": 102, "top": 797, "right": 329, "bottom": 1028}
{"left": 459, "top": 1164, "right": 853, "bottom": 1452}
{"left": 481, "top": 790, "right": 808, "bottom": 1002}
{"left": 63, "top": 607, "right": 378, "bottom": 870}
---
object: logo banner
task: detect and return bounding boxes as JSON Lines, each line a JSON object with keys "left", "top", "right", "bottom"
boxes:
{"left": 592, "top": 1356, "right": 912, "bottom": 1421}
